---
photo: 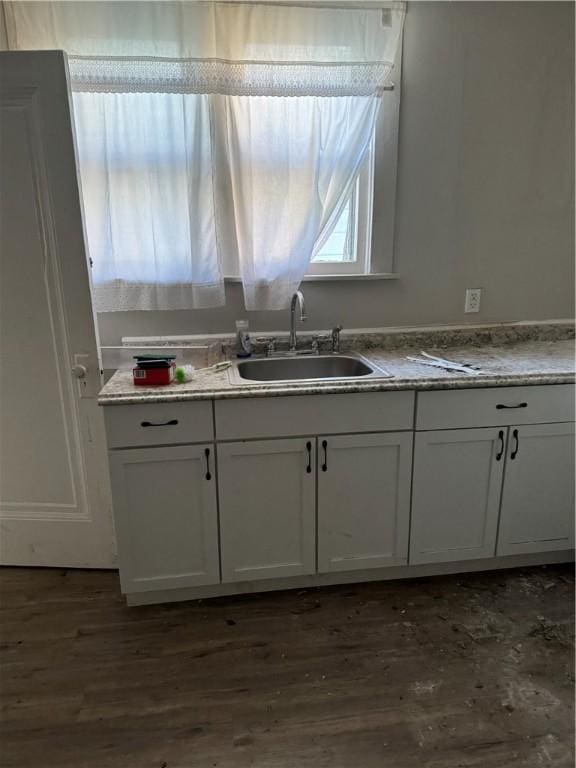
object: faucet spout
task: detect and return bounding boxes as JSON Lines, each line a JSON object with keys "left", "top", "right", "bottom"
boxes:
{"left": 289, "top": 290, "right": 306, "bottom": 351}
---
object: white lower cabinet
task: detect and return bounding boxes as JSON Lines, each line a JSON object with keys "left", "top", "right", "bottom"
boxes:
{"left": 109, "top": 445, "right": 220, "bottom": 592}
{"left": 497, "top": 422, "right": 575, "bottom": 555}
{"left": 317, "top": 432, "right": 412, "bottom": 573}
{"left": 410, "top": 428, "right": 506, "bottom": 565}
{"left": 217, "top": 439, "right": 316, "bottom": 582}
{"left": 104, "top": 385, "right": 574, "bottom": 604}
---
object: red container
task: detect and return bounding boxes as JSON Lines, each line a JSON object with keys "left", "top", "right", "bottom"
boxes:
{"left": 133, "top": 364, "right": 175, "bottom": 386}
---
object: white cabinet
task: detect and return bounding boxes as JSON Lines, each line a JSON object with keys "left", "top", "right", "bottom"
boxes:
{"left": 109, "top": 445, "right": 219, "bottom": 593}
{"left": 410, "top": 428, "right": 506, "bottom": 565}
{"left": 317, "top": 433, "right": 412, "bottom": 573}
{"left": 217, "top": 439, "right": 316, "bottom": 582}
{"left": 103, "top": 383, "right": 574, "bottom": 605}
{"left": 497, "top": 423, "right": 575, "bottom": 555}
{"left": 410, "top": 420, "right": 575, "bottom": 566}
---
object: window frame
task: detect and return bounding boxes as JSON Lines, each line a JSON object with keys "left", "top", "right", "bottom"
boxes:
{"left": 306, "top": 139, "right": 374, "bottom": 277}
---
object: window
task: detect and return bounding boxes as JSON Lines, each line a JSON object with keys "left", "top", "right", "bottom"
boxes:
{"left": 313, "top": 198, "right": 356, "bottom": 264}
{"left": 9, "top": 1, "right": 405, "bottom": 309}
{"left": 305, "top": 71, "right": 402, "bottom": 281}
{"left": 215, "top": 72, "right": 401, "bottom": 283}
{"left": 308, "top": 143, "right": 374, "bottom": 276}
{"left": 218, "top": 102, "right": 400, "bottom": 284}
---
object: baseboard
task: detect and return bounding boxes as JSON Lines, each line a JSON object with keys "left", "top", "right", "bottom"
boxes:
{"left": 125, "top": 549, "right": 574, "bottom": 606}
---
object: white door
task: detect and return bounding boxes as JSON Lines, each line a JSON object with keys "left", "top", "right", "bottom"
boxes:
{"left": 497, "top": 423, "right": 575, "bottom": 556}
{"left": 410, "top": 428, "right": 506, "bottom": 565}
{"left": 218, "top": 439, "right": 316, "bottom": 582}
{"left": 0, "top": 51, "right": 115, "bottom": 566}
{"left": 317, "top": 432, "right": 412, "bottom": 573}
{"left": 108, "top": 445, "right": 220, "bottom": 593}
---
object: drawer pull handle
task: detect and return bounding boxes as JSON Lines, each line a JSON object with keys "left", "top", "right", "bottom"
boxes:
{"left": 496, "top": 403, "right": 527, "bottom": 410}
{"left": 141, "top": 419, "right": 179, "bottom": 427}
{"left": 321, "top": 440, "right": 328, "bottom": 472}
{"left": 510, "top": 429, "right": 519, "bottom": 460}
{"left": 204, "top": 447, "right": 212, "bottom": 480}
{"left": 496, "top": 430, "right": 505, "bottom": 461}
{"left": 306, "top": 441, "right": 312, "bottom": 474}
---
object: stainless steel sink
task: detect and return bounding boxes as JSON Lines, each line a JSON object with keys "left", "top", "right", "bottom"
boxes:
{"left": 229, "top": 353, "right": 391, "bottom": 384}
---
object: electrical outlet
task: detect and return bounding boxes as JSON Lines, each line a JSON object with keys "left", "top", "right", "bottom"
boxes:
{"left": 464, "top": 288, "right": 482, "bottom": 313}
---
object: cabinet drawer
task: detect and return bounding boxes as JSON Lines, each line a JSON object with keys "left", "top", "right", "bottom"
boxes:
{"left": 104, "top": 401, "right": 214, "bottom": 448}
{"left": 416, "top": 384, "right": 575, "bottom": 431}
{"left": 215, "top": 391, "right": 414, "bottom": 440}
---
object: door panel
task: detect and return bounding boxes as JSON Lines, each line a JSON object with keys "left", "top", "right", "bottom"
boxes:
{"left": 218, "top": 439, "right": 316, "bottom": 582}
{"left": 497, "top": 423, "right": 575, "bottom": 555}
{"left": 109, "top": 445, "right": 219, "bottom": 592}
{"left": 0, "top": 51, "right": 114, "bottom": 566}
{"left": 410, "top": 428, "right": 506, "bottom": 564}
{"left": 318, "top": 432, "right": 412, "bottom": 573}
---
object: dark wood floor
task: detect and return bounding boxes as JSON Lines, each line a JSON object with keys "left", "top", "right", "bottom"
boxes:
{"left": 0, "top": 564, "right": 573, "bottom": 768}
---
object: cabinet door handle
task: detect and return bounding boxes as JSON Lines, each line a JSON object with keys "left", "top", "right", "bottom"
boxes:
{"left": 495, "top": 430, "right": 505, "bottom": 461}
{"left": 510, "top": 429, "right": 519, "bottom": 460}
{"left": 321, "top": 440, "right": 328, "bottom": 472}
{"left": 305, "top": 441, "right": 312, "bottom": 473}
{"left": 141, "top": 419, "right": 179, "bottom": 427}
{"left": 496, "top": 403, "right": 527, "bottom": 410}
{"left": 204, "top": 447, "right": 212, "bottom": 480}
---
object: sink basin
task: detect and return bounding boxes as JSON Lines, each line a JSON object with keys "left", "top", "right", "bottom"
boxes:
{"left": 230, "top": 354, "right": 391, "bottom": 383}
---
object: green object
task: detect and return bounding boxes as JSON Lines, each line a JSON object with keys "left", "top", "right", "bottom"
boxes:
{"left": 175, "top": 367, "right": 186, "bottom": 383}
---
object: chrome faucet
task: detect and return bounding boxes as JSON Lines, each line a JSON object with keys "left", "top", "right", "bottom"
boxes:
{"left": 289, "top": 290, "right": 306, "bottom": 351}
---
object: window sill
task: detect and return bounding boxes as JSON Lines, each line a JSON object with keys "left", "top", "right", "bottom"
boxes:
{"left": 223, "top": 273, "right": 399, "bottom": 283}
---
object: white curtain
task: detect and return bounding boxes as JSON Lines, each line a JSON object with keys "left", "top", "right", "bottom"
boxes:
{"left": 6, "top": 1, "right": 405, "bottom": 311}
{"left": 218, "top": 95, "right": 380, "bottom": 309}
{"left": 73, "top": 91, "right": 223, "bottom": 311}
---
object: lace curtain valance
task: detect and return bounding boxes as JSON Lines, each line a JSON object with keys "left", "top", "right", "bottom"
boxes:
{"left": 67, "top": 57, "right": 395, "bottom": 97}
{"left": 6, "top": 2, "right": 405, "bottom": 96}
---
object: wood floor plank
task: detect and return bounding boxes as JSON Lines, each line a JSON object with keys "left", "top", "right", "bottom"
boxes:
{"left": 0, "top": 564, "right": 573, "bottom": 768}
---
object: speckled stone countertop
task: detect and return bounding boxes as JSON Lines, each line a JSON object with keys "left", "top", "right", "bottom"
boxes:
{"left": 99, "top": 323, "right": 575, "bottom": 405}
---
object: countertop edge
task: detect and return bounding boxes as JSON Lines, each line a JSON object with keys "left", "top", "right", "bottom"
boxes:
{"left": 98, "top": 371, "right": 576, "bottom": 406}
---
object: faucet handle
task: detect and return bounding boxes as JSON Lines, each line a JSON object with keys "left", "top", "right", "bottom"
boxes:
{"left": 255, "top": 337, "right": 277, "bottom": 356}
{"left": 309, "top": 336, "right": 323, "bottom": 352}
{"left": 310, "top": 333, "right": 329, "bottom": 354}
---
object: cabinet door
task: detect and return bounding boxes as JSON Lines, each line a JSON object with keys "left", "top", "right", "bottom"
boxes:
{"left": 218, "top": 439, "right": 315, "bottom": 582}
{"left": 109, "top": 445, "right": 219, "bottom": 593}
{"left": 317, "top": 433, "right": 412, "bottom": 573}
{"left": 497, "top": 423, "right": 575, "bottom": 555}
{"left": 410, "top": 428, "right": 506, "bottom": 564}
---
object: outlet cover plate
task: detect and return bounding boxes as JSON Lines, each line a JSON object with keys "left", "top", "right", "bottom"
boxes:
{"left": 465, "top": 288, "right": 482, "bottom": 313}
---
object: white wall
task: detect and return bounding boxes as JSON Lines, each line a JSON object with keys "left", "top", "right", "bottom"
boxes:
{"left": 97, "top": 1, "right": 574, "bottom": 344}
